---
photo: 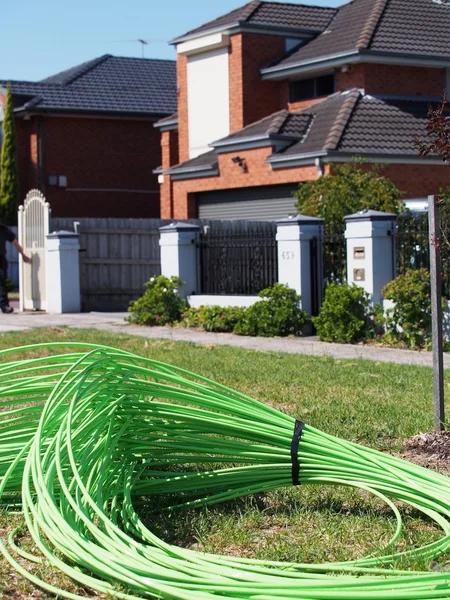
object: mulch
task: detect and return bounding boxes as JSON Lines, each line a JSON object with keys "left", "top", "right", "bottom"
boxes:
{"left": 400, "top": 431, "right": 450, "bottom": 473}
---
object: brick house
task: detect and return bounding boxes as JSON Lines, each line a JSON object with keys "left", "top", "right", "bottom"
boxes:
{"left": 157, "top": 0, "right": 450, "bottom": 220}
{"left": 0, "top": 55, "right": 176, "bottom": 218}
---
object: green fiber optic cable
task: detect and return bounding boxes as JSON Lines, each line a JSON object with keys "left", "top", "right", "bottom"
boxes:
{"left": 1, "top": 343, "right": 450, "bottom": 598}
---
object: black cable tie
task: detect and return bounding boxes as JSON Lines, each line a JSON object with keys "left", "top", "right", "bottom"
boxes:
{"left": 291, "top": 420, "right": 305, "bottom": 486}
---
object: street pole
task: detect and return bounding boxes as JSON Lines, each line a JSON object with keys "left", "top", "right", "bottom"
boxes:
{"left": 429, "top": 195, "right": 445, "bottom": 431}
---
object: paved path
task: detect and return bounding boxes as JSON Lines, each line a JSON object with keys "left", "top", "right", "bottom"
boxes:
{"left": 0, "top": 309, "right": 447, "bottom": 368}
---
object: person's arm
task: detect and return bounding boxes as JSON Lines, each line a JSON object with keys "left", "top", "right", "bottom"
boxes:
{"left": 12, "top": 239, "right": 32, "bottom": 264}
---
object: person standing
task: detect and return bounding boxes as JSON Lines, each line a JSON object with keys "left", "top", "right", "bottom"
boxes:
{"left": 0, "top": 223, "right": 31, "bottom": 313}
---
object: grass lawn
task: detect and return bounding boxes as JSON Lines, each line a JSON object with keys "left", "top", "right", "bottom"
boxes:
{"left": 0, "top": 327, "right": 446, "bottom": 598}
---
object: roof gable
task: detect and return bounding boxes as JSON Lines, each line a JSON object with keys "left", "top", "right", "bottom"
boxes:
{"left": 172, "top": 0, "right": 337, "bottom": 43}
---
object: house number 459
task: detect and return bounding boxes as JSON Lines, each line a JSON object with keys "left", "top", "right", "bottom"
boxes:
{"left": 282, "top": 251, "right": 295, "bottom": 260}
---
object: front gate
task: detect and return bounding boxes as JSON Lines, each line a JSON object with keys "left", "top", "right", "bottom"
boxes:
{"left": 18, "top": 190, "right": 50, "bottom": 311}
{"left": 198, "top": 222, "right": 278, "bottom": 295}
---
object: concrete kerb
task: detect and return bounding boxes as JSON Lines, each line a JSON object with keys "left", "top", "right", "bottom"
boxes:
{"left": 0, "top": 311, "right": 448, "bottom": 368}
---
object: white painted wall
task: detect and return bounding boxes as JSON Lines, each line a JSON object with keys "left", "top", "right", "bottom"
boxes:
{"left": 188, "top": 295, "right": 259, "bottom": 309}
{"left": 187, "top": 47, "right": 230, "bottom": 158}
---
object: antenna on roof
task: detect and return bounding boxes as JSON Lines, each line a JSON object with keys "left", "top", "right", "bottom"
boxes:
{"left": 432, "top": 0, "right": 450, "bottom": 5}
{"left": 138, "top": 39, "right": 148, "bottom": 58}
{"left": 106, "top": 38, "right": 167, "bottom": 58}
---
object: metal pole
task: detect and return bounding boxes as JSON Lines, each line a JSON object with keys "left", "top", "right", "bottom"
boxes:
{"left": 429, "top": 195, "right": 445, "bottom": 431}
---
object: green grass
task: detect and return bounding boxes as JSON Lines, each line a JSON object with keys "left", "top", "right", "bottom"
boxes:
{"left": 0, "top": 327, "right": 446, "bottom": 598}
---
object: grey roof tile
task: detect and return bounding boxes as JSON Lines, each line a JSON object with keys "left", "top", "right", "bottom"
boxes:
{"left": 265, "top": 0, "right": 450, "bottom": 73}
{"left": 248, "top": 2, "right": 336, "bottom": 30}
{"left": 265, "top": 0, "right": 376, "bottom": 69}
{"left": 173, "top": 1, "right": 336, "bottom": 41}
{"left": 370, "top": 0, "right": 450, "bottom": 57}
{"left": 276, "top": 92, "right": 349, "bottom": 156}
{"left": 169, "top": 150, "right": 218, "bottom": 173}
{"left": 2, "top": 55, "right": 177, "bottom": 116}
{"left": 211, "top": 109, "right": 313, "bottom": 145}
{"left": 338, "top": 94, "right": 439, "bottom": 155}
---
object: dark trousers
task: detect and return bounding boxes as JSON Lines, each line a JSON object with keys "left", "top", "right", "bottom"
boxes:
{"left": 0, "top": 257, "right": 9, "bottom": 308}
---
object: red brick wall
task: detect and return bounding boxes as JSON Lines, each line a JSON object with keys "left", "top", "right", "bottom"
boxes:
{"left": 15, "top": 118, "right": 40, "bottom": 200}
{"left": 288, "top": 96, "right": 330, "bottom": 112}
{"left": 165, "top": 146, "right": 322, "bottom": 218}
{"left": 229, "top": 33, "right": 286, "bottom": 131}
{"left": 39, "top": 115, "right": 161, "bottom": 217}
{"left": 336, "top": 63, "right": 446, "bottom": 96}
{"left": 382, "top": 163, "right": 450, "bottom": 198}
{"left": 160, "top": 129, "right": 179, "bottom": 218}
{"left": 164, "top": 151, "right": 450, "bottom": 219}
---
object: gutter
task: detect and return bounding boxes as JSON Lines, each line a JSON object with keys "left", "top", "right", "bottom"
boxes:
{"left": 267, "top": 149, "right": 447, "bottom": 169}
{"left": 261, "top": 49, "right": 450, "bottom": 80}
{"left": 13, "top": 107, "right": 174, "bottom": 120}
{"left": 211, "top": 133, "right": 299, "bottom": 153}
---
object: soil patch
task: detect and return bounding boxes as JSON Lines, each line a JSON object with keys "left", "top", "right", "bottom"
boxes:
{"left": 400, "top": 431, "right": 450, "bottom": 473}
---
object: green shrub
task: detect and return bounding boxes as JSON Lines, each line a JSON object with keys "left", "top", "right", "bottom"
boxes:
{"left": 127, "top": 275, "right": 188, "bottom": 326}
{"left": 313, "top": 283, "right": 372, "bottom": 343}
{"left": 233, "top": 283, "right": 307, "bottom": 337}
{"left": 382, "top": 268, "right": 432, "bottom": 349}
{"left": 183, "top": 305, "right": 245, "bottom": 333}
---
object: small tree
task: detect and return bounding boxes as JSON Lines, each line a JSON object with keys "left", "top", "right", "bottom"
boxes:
{"left": 416, "top": 94, "right": 450, "bottom": 165}
{"left": 0, "top": 86, "right": 20, "bottom": 225}
{"left": 293, "top": 162, "right": 404, "bottom": 235}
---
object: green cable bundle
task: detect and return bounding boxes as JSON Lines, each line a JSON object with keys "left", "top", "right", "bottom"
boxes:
{"left": 1, "top": 342, "right": 450, "bottom": 599}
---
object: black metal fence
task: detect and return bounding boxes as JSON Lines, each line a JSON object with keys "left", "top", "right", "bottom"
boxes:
{"left": 394, "top": 211, "right": 450, "bottom": 297}
{"left": 198, "top": 222, "right": 278, "bottom": 295}
{"left": 395, "top": 212, "right": 430, "bottom": 275}
{"left": 322, "top": 233, "right": 347, "bottom": 289}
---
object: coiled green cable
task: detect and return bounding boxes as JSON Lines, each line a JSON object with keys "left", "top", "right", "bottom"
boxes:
{"left": 1, "top": 343, "right": 450, "bottom": 598}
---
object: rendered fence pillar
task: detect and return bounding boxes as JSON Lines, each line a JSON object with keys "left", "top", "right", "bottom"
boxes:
{"left": 159, "top": 222, "right": 200, "bottom": 298}
{"left": 46, "top": 231, "right": 81, "bottom": 314}
{"left": 344, "top": 210, "right": 397, "bottom": 305}
{"left": 276, "top": 215, "right": 324, "bottom": 315}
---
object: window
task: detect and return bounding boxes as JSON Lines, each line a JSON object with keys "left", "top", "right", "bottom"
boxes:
{"left": 289, "top": 74, "right": 335, "bottom": 102}
{"left": 285, "top": 37, "right": 303, "bottom": 53}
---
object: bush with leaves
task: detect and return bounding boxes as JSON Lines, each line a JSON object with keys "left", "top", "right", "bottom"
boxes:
{"left": 183, "top": 305, "right": 245, "bottom": 333}
{"left": 313, "top": 283, "right": 373, "bottom": 343}
{"left": 233, "top": 283, "right": 307, "bottom": 337}
{"left": 127, "top": 275, "right": 188, "bottom": 326}
{"left": 382, "top": 269, "right": 433, "bottom": 349}
{"left": 293, "top": 162, "right": 403, "bottom": 235}
{"left": 0, "top": 87, "right": 20, "bottom": 225}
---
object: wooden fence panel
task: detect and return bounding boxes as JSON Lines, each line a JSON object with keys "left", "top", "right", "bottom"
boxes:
{"left": 52, "top": 218, "right": 170, "bottom": 312}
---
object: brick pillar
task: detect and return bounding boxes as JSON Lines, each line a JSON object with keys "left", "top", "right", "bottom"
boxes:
{"left": 345, "top": 209, "right": 397, "bottom": 304}
{"left": 276, "top": 215, "right": 324, "bottom": 315}
{"left": 159, "top": 222, "right": 200, "bottom": 298}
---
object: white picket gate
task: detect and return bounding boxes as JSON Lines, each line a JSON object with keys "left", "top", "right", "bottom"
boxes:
{"left": 18, "top": 190, "right": 50, "bottom": 311}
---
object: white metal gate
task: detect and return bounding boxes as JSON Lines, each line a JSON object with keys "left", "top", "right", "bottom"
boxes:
{"left": 18, "top": 190, "right": 50, "bottom": 311}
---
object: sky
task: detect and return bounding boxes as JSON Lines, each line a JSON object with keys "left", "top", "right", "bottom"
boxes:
{"left": 1, "top": 0, "right": 346, "bottom": 82}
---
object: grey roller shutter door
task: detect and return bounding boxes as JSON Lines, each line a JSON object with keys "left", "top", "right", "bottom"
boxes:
{"left": 197, "top": 184, "right": 299, "bottom": 221}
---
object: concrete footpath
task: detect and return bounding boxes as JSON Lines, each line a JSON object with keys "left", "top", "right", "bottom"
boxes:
{"left": 0, "top": 309, "right": 447, "bottom": 368}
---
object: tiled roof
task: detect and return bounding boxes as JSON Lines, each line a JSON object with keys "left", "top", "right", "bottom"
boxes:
{"left": 275, "top": 92, "right": 352, "bottom": 157}
{"left": 168, "top": 150, "right": 218, "bottom": 174}
{"left": 173, "top": 1, "right": 336, "bottom": 42}
{"left": 370, "top": 0, "right": 450, "bottom": 57}
{"left": 170, "top": 90, "right": 443, "bottom": 177}
{"left": 1, "top": 55, "right": 177, "bottom": 116}
{"left": 338, "top": 95, "right": 439, "bottom": 155}
{"left": 271, "top": 90, "right": 441, "bottom": 161}
{"left": 264, "top": 0, "right": 450, "bottom": 74}
{"left": 212, "top": 110, "right": 311, "bottom": 144}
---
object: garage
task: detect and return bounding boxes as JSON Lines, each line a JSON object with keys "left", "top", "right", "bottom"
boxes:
{"left": 197, "top": 184, "right": 299, "bottom": 221}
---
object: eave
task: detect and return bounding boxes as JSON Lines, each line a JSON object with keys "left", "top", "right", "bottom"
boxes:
{"left": 261, "top": 49, "right": 450, "bottom": 80}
